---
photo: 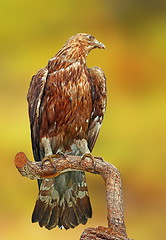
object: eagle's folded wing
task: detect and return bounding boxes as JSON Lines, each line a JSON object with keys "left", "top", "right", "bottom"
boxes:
{"left": 88, "top": 67, "right": 107, "bottom": 152}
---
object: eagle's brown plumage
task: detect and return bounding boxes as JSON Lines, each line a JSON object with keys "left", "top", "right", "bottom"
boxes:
{"left": 27, "top": 33, "right": 106, "bottom": 230}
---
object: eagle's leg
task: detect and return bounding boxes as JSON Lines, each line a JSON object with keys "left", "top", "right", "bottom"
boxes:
{"left": 41, "top": 137, "right": 67, "bottom": 167}
{"left": 73, "top": 139, "right": 96, "bottom": 170}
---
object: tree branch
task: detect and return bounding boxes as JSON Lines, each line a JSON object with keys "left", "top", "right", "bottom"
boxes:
{"left": 14, "top": 152, "right": 132, "bottom": 240}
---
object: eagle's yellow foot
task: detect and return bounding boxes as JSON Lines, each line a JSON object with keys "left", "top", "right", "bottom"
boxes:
{"left": 41, "top": 152, "right": 67, "bottom": 168}
{"left": 81, "top": 153, "right": 96, "bottom": 171}
{"left": 41, "top": 155, "right": 55, "bottom": 168}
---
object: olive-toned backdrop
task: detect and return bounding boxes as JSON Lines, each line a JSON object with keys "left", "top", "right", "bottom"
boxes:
{"left": 0, "top": 1, "right": 165, "bottom": 239}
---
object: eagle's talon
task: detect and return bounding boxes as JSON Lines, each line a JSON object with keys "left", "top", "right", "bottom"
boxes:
{"left": 41, "top": 155, "right": 55, "bottom": 168}
{"left": 95, "top": 156, "right": 104, "bottom": 162}
{"left": 81, "top": 153, "right": 96, "bottom": 171}
{"left": 41, "top": 153, "right": 67, "bottom": 169}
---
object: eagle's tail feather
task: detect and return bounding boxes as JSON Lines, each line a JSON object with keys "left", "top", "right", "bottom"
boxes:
{"left": 32, "top": 171, "right": 92, "bottom": 230}
{"left": 32, "top": 178, "right": 56, "bottom": 225}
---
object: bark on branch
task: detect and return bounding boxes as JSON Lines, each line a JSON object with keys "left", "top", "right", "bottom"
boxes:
{"left": 14, "top": 152, "right": 132, "bottom": 240}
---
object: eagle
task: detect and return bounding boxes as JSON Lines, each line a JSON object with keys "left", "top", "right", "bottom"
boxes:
{"left": 27, "top": 33, "right": 106, "bottom": 230}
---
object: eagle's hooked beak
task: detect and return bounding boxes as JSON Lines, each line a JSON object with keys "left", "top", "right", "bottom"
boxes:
{"left": 94, "top": 39, "right": 105, "bottom": 49}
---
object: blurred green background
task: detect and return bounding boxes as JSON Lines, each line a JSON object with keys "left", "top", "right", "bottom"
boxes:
{"left": 0, "top": 0, "right": 166, "bottom": 239}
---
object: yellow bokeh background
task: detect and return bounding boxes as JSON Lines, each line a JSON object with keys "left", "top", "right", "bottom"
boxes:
{"left": 0, "top": 1, "right": 166, "bottom": 239}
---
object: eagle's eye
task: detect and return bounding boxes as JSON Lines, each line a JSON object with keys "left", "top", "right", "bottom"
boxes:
{"left": 87, "top": 35, "right": 94, "bottom": 41}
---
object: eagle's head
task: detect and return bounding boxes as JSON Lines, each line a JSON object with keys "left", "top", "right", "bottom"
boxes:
{"left": 64, "top": 33, "right": 105, "bottom": 56}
